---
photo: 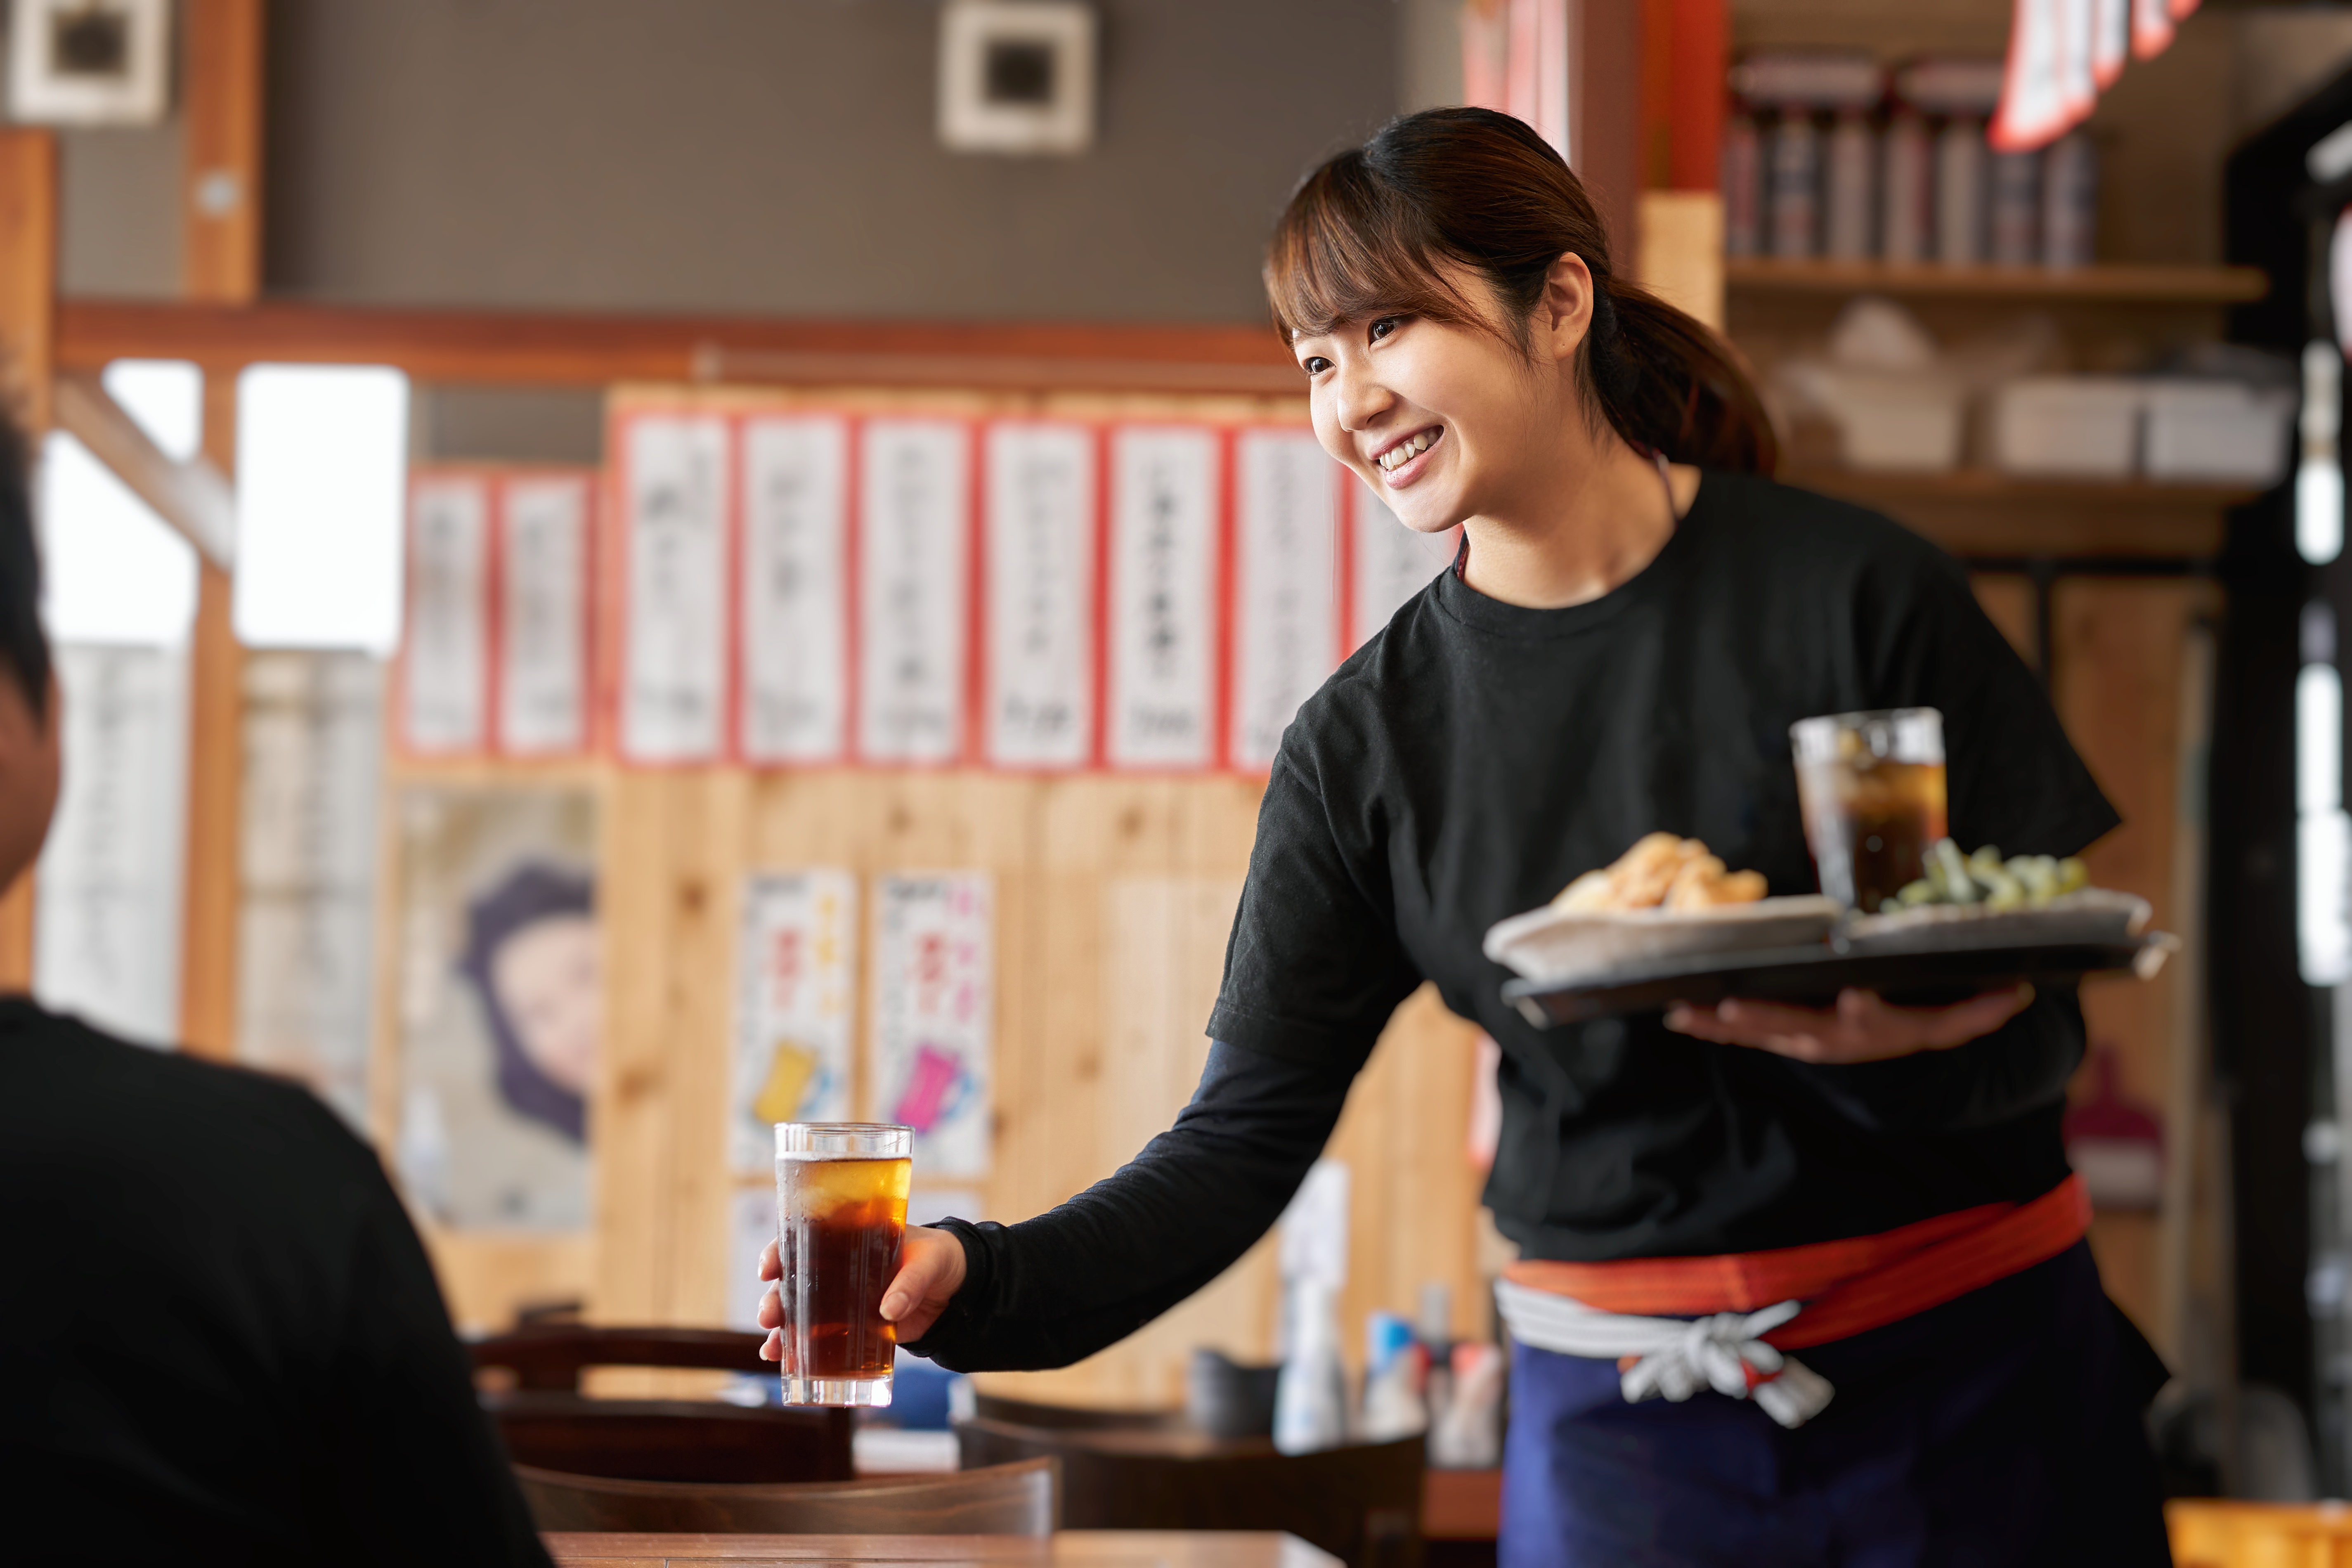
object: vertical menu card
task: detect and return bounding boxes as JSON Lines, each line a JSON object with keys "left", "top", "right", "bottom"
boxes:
{"left": 498, "top": 474, "right": 593, "bottom": 756}
{"left": 1231, "top": 429, "right": 1339, "bottom": 771}
{"left": 618, "top": 413, "right": 731, "bottom": 763}
{"left": 857, "top": 420, "right": 969, "bottom": 764}
{"left": 1105, "top": 426, "right": 1220, "bottom": 769}
{"left": 983, "top": 421, "right": 1095, "bottom": 768}
{"left": 402, "top": 473, "right": 491, "bottom": 755}
{"left": 739, "top": 415, "right": 851, "bottom": 764}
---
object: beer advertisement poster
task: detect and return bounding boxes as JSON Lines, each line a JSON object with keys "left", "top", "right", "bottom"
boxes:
{"left": 870, "top": 872, "right": 994, "bottom": 1178}
{"left": 731, "top": 868, "right": 859, "bottom": 1174}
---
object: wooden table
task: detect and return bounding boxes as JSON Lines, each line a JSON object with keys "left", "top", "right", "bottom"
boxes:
{"left": 545, "top": 1530, "right": 1338, "bottom": 1566}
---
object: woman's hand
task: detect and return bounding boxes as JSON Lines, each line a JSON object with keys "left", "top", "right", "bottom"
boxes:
{"left": 1663, "top": 984, "right": 2033, "bottom": 1065}
{"left": 756, "top": 1225, "right": 969, "bottom": 1359}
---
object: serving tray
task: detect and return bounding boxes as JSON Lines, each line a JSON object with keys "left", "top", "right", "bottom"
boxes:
{"left": 1501, "top": 935, "right": 2175, "bottom": 1028}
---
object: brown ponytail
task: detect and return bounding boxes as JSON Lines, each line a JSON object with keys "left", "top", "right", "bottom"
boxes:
{"left": 1265, "top": 107, "right": 1775, "bottom": 475}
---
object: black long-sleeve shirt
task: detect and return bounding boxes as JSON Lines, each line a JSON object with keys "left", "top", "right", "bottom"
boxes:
{"left": 0, "top": 1001, "right": 551, "bottom": 1566}
{"left": 914, "top": 474, "right": 2115, "bottom": 1374}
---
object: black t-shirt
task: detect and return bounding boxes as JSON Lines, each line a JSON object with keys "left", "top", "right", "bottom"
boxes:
{"left": 910, "top": 473, "right": 2116, "bottom": 1373}
{"left": 0, "top": 1002, "right": 551, "bottom": 1566}
{"left": 1208, "top": 470, "right": 2116, "bottom": 1258}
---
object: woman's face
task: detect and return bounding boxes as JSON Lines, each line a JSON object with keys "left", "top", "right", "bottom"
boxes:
{"left": 1291, "top": 259, "right": 1592, "bottom": 536}
{"left": 491, "top": 913, "right": 601, "bottom": 1098}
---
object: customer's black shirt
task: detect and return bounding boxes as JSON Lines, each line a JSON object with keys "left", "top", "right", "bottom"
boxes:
{"left": 0, "top": 1001, "right": 551, "bottom": 1566}
{"left": 911, "top": 473, "right": 2117, "bottom": 1372}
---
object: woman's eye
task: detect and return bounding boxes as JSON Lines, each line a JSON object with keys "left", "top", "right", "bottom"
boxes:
{"left": 1302, "top": 356, "right": 1333, "bottom": 376}
{"left": 1369, "top": 317, "right": 1402, "bottom": 342}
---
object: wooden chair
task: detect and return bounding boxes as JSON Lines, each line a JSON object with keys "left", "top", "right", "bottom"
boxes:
{"left": 955, "top": 1414, "right": 1425, "bottom": 1568}
{"left": 513, "top": 1457, "right": 1059, "bottom": 1536}
{"left": 468, "top": 1325, "right": 852, "bottom": 1484}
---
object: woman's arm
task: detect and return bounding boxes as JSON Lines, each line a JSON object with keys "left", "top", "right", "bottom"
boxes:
{"left": 758, "top": 1039, "right": 1357, "bottom": 1374}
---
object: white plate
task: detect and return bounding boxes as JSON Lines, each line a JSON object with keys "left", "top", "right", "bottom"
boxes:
{"left": 1839, "top": 889, "right": 2152, "bottom": 954}
{"left": 1482, "top": 895, "right": 1845, "bottom": 987}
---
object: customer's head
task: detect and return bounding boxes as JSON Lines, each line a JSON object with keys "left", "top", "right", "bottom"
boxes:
{"left": 0, "top": 416, "right": 58, "bottom": 892}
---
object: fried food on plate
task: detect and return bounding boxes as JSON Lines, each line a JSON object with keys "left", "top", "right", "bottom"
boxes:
{"left": 1554, "top": 834, "right": 1769, "bottom": 913}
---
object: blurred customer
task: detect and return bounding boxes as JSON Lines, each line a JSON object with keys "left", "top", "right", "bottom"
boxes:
{"left": 0, "top": 416, "right": 550, "bottom": 1563}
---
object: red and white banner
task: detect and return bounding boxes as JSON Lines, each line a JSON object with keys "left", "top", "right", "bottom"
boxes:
{"left": 402, "top": 472, "right": 492, "bottom": 754}
{"left": 402, "top": 468, "right": 595, "bottom": 759}
{"left": 739, "top": 414, "right": 851, "bottom": 765}
{"left": 857, "top": 419, "right": 970, "bottom": 764}
{"left": 496, "top": 473, "right": 594, "bottom": 756}
{"left": 616, "top": 413, "right": 732, "bottom": 764}
{"left": 1104, "top": 426, "right": 1221, "bottom": 770}
{"left": 1230, "top": 428, "right": 1340, "bottom": 771}
{"left": 982, "top": 421, "right": 1097, "bottom": 769}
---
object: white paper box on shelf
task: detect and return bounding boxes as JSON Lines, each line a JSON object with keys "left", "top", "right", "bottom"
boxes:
{"left": 1988, "top": 377, "right": 2143, "bottom": 478}
{"left": 2143, "top": 380, "right": 2296, "bottom": 486}
{"left": 1786, "top": 366, "right": 1967, "bottom": 473}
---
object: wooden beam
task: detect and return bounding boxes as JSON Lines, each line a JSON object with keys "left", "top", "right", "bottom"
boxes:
{"left": 0, "top": 131, "right": 56, "bottom": 995}
{"left": 52, "top": 374, "right": 235, "bottom": 568}
{"left": 177, "top": 373, "right": 243, "bottom": 1060}
{"left": 182, "top": 0, "right": 266, "bottom": 303}
{"left": 57, "top": 299, "right": 1299, "bottom": 392}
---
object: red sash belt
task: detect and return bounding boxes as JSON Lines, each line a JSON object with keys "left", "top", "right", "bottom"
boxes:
{"left": 1502, "top": 1173, "right": 2092, "bottom": 1351}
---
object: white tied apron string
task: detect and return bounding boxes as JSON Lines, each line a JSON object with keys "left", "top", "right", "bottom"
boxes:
{"left": 1493, "top": 1278, "right": 1838, "bottom": 1430}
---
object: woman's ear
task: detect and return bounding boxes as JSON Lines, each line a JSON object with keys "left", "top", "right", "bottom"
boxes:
{"left": 1536, "top": 251, "right": 1597, "bottom": 366}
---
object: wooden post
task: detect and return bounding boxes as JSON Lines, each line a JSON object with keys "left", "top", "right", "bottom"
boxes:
{"left": 0, "top": 130, "right": 57, "bottom": 993}
{"left": 175, "top": 0, "right": 263, "bottom": 1056}
{"left": 183, "top": 0, "right": 266, "bottom": 305}
{"left": 177, "top": 381, "right": 243, "bottom": 1059}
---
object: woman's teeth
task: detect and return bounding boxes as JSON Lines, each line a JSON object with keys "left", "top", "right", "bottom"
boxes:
{"left": 1378, "top": 430, "right": 1437, "bottom": 471}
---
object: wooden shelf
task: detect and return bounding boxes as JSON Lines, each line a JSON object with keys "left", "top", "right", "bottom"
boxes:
{"left": 1728, "top": 259, "right": 2268, "bottom": 305}
{"left": 1780, "top": 466, "right": 2263, "bottom": 560}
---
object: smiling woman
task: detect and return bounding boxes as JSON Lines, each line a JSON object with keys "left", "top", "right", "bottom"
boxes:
{"left": 758, "top": 107, "right": 2168, "bottom": 1568}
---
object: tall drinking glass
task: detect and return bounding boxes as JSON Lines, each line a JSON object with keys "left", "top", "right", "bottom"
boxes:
{"left": 773, "top": 1122, "right": 913, "bottom": 1407}
{"left": 1790, "top": 707, "right": 1950, "bottom": 913}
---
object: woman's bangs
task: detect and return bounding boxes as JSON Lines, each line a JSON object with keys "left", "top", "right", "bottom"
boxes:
{"left": 1265, "top": 167, "right": 1473, "bottom": 341}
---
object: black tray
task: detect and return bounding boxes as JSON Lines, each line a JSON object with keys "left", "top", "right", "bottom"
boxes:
{"left": 1502, "top": 939, "right": 2161, "bottom": 1028}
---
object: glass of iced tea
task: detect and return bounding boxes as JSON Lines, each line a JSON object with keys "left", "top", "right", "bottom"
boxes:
{"left": 773, "top": 1122, "right": 913, "bottom": 1407}
{"left": 1790, "top": 707, "right": 1950, "bottom": 913}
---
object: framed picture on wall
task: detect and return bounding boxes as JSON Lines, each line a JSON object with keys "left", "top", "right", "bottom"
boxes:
{"left": 938, "top": 0, "right": 1096, "bottom": 156}
{"left": 6, "top": 0, "right": 171, "bottom": 126}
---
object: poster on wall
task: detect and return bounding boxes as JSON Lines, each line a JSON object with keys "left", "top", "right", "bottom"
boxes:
{"left": 1104, "top": 426, "right": 1220, "bottom": 769}
{"left": 858, "top": 419, "right": 969, "bottom": 764}
{"left": 618, "top": 414, "right": 731, "bottom": 763}
{"left": 870, "top": 872, "right": 993, "bottom": 1178}
{"left": 984, "top": 421, "right": 1095, "bottom": 768}
{"left": 1350, "top": 482, "right": 1454, "bottom": 650}
{"left": 402, "top": 473, "right": 492, "bottom": 755}
{"left": 393, "top": 787, "right": 598, "bottom": 1231}
{"left": 731, "top": 868, "right": 858, "bottom": 1175}
{"left": 740, "top": 415, "right": 851, "bottom": 764}
{"left": 1231, "top": 429, "right": 1339, "bottom": 770}
{"left": 239, "top": 653, "right": 383, "bottom": 1129}
{"left": 498, "top": 473, "right": 594, "bottom": 756}
{"left": 35, "top": 644, "right": 188, "bottom": 1050}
